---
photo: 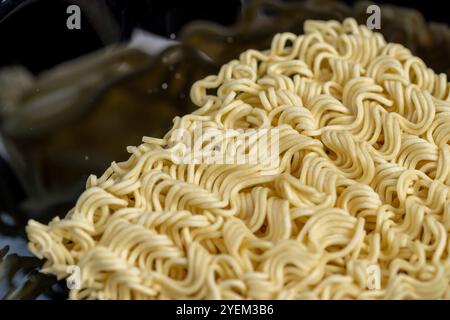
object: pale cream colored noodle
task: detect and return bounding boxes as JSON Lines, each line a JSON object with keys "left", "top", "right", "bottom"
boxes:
{"left": 26, "top": 18, "right": 450, "bottom": 299}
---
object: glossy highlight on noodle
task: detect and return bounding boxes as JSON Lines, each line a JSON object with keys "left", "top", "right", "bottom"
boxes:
{"left": 26, "top": 18, "right": 450, "bottom": 299}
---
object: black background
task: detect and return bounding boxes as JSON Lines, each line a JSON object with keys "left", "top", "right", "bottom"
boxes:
{"left": 0, "top": 0, "right": 448, "bottom": 74}
{"left": 0, "top": 0, "right": 449, "bottom": 301}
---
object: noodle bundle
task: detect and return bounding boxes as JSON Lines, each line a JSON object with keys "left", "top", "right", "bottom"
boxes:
{"left": 27, "top": 18, "right": 450, "bottom": 299}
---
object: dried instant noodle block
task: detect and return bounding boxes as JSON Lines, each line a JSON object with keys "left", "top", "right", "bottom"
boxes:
{"left": 27, "top": 18, "right": 450, "bottom": 299}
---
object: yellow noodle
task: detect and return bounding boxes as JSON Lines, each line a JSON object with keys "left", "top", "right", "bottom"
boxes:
{"left": 27, "top": 18, "right": 450, "bottom": 299}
